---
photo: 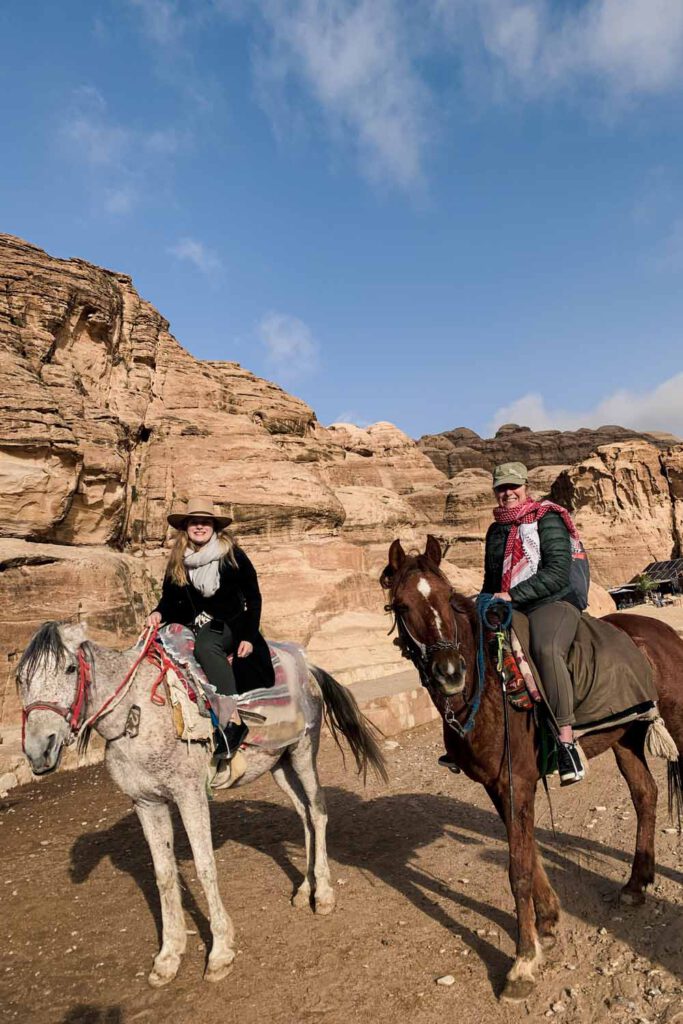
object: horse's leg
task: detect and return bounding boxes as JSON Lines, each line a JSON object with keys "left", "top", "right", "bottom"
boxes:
{"left": 487, "top": 782, "right": 543, "bottom": 1003}
{"left": 612, "top": 725, "right": 657, "bottom": 905}
{"left": 175, "top": 786, "right": 235, "bottom": 983}
{"left": 271, "top": 751, "right": 314, "bottom": 909}
{"left": 134, "top": 799, "right": 187, "bottom": 988}
{"left": 288, "top": 733, "right": 335, "bottom": 915}
{"left": 531, "top": 847, "right": 560, "bottom": 949}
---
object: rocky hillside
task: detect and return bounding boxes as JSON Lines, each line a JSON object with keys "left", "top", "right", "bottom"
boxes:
{"left": 420, "top": 424, "right": 683, "bottom": 586}
{"left": 2, "top": 233, "right": 680, "bottom": 775}
{"left": 0, "top": 235, "right": 463, "bottom": 770}
{"left": 418, "top": 422, "right": 680, "bottom": 477}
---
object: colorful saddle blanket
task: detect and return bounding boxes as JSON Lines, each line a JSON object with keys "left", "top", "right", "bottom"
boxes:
{"left": 155, "top": 625, "right": 315, "bottom": 750}
{"left": 504, "top": 611, "right": 658, "bottom": 736}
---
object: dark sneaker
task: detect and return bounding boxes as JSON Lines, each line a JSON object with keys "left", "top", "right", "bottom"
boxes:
{"left": 438, "top": 754, "right": 461, "bottom": 774}
{"left": 557, "top": 741, "right": 585, "bottom": 786}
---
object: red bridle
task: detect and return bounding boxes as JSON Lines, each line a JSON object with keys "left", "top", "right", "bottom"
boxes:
{"left": 21, "top": 648, "right": 92, "bottom": 753}
{"left": 21, "top": 628, "right": 161, "bottom": 753}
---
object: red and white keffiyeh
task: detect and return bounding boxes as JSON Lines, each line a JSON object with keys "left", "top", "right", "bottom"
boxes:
{"left": 493, "top": 499, "right": 581, "bottom": 593}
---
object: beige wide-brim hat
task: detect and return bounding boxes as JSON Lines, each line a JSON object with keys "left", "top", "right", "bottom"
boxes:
{"left": 167, "top": 496, "right": 233, "bottom": 530}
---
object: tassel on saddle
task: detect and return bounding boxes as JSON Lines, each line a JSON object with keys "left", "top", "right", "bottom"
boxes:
{"left": 488, "top": 632, "right": 534, "bottom": 711}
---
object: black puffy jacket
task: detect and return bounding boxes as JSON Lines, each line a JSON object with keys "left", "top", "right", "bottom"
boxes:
{"left": 482, "top": 512, "right": 579, "bottom": 613}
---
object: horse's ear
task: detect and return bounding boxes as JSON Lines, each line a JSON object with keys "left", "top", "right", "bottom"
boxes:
{"left": 425, "top": 534, "right": 442, "bottom": 567}
{"left": 59, "top": 621, "right": 88, "bottom": 655}
{"left": 389, "top": 539, "right": 406, "bottom": 572}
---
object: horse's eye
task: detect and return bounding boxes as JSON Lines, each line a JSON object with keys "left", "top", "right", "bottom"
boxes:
{"left": 65, "top": 664, "right": 77, "bottom": 675}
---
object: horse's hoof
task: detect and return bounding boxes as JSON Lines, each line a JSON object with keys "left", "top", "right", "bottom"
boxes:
{"left": 148, "top": 966, "right": 178, "bottom": 988}
{"left": 500, "top": 977, "right": 535, "bottom": 1002}
{"left": 147, "top": 951, "right": 181, "bottom": 988}
{"left": 204, "top": 957, "right": 234, "bottom": 984}
{"left": 539, "top": 932, "right": 558, "bottom": 951}
{"left": 314, "top": 894, "right": 336, "bottom": 916}
{"left": 292, "top": 889, "right": 312, "bottom": 910}
{"left": 619, "top": 888, "right": 646, "bottom": 907}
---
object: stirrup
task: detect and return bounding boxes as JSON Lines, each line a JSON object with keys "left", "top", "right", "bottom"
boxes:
{"left": 211, "top": 750, "right": 247, "bottom": 790}
{"left": 438, "top": 754, "right": 461, "bottom": 774}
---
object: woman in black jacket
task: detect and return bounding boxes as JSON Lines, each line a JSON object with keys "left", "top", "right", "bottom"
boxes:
{"left": 146, "top": 497, "right": 274, "bottom": 751}
{"left": 483, "top": 462, "right": 585, "bottom": 785}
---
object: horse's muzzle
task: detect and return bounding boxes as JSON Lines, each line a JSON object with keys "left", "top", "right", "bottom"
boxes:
{"left": 432, "top": 652, "right": 467, "bottom": 697}
{"left": 25, "top": 733, "right": 63, "bottom": 775}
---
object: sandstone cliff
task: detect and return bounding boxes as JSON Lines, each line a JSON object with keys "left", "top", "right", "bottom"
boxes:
{"left": 7, "top": 233, "right": 678, "bottom": 781}
{"left": 419, "top": 423, "right": 679, "bottom": 477}
{"left": 0, "top": 235, "right": 456, "bottom": 772}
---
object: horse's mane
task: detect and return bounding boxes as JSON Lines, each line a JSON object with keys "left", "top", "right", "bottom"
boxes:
{"left": 16, "top": 621, "right": 68, "bottom": 681}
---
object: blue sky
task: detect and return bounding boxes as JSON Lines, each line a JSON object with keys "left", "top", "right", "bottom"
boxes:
{"left": 1, "top": 0, "right": 682, "bottom": 439}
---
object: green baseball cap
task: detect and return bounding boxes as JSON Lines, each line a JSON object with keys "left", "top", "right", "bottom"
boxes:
{"left": 492, "top": 461, "right": 528, "bottom": 488}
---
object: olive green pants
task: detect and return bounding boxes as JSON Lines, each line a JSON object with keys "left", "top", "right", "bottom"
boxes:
{"left": 527, "top": 601, "right": 581, "bottom": 728}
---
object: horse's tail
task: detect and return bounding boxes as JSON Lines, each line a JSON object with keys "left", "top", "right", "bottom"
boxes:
{"left": 669, "top": 759, "right": 683, "bottom": 832}
{"left": 309, "top": 665, "right": 388, "bottom": 784}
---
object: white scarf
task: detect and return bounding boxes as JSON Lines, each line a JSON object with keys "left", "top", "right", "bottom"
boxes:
{"left": 184, "top": 535, "right": 224, "bottom": 597}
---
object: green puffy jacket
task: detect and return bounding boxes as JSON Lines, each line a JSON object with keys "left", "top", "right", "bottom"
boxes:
{"left": 482, "top": 511, "right": 576, "bottom": 613}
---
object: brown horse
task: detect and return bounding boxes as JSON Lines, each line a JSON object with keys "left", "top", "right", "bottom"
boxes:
{"left": 381, "top": 535, "right": 683, "bottom": 1003}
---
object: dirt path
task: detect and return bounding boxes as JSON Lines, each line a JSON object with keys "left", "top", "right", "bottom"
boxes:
{"left": 2, "top": 722, "right": 682, "bottom": 1024}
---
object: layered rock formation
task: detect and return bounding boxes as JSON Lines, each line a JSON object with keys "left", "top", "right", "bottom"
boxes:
{"left": 423, "top": 424, "right": 682, "bottom": 587}
{"left": 419, "top": 423, "right": 679, "bottom": 477}
{"left": 551, "top": 441, "right": 683, "bottom": 584}
{"left": 4, "top": 233, "right": 676, "bottom": 779}
{"left": 0, "top": 235, "right": 455, "bottom": 769}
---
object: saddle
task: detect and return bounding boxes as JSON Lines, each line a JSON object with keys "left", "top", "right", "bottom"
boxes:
{"left": 151, "top": 625, "right": 313, "bottom": 750}
{"left": 499, "top": 612, "right": 658, "bottom": 737}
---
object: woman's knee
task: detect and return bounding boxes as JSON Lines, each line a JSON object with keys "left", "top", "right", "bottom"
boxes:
{"left": 529, "top": 630, "right": 556, "bottom": 667}
{"left": 193, "top": 628, "right": 220, "bottom": 663}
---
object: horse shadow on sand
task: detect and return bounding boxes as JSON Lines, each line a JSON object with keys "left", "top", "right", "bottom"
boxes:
{"left": 70, "top": 787, "right": 683, "bottom": 994}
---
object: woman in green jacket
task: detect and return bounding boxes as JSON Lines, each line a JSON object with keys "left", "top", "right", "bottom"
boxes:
{"left": 483, "top": 462, "right": 585, "bottom": 785}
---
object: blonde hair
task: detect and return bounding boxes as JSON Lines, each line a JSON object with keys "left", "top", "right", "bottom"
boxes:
{"left": 166, "top": 526, "right": 238, "bottom": 586}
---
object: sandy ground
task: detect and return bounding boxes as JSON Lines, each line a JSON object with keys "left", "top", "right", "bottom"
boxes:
{"left": 1, "top": 721, "right": 683, "bottom": 1024}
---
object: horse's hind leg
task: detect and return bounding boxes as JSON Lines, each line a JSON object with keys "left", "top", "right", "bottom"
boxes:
{"left": 134, "top": 799, "right": 187, "bottom": 987}
{"left": 175, "top": 786, "right": 235, "bottom": 982}
{"left": 289, "top": 733, "right": 335, "bottom": 915}
{"left": 271, "top": 752, "right": 315, "bottom": 909}
{"left": 613, "top": 725, "right": 657, "bottom": 905}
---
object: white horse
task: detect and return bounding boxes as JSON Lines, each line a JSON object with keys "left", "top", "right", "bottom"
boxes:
{"left": 17, "top": 621, "right": 386, "bottom": 987}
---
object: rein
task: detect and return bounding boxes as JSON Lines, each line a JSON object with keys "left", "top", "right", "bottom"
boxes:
{"left": 21, "top": 627, "right": 159, "bottom": 752}
{"left": 385, "top": 589, "right": 512, "bottom": 740}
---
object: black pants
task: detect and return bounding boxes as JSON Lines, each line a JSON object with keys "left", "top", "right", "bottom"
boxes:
{"left": 528, "top": 601, "right": 581, "bottom": 728}
{"left": 194, "top": 621, "right": 237, "bottom": 697}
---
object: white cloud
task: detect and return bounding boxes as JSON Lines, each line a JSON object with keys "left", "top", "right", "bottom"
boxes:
{"left": 103, "top": 186, "right": 137, "bottom": 215}
{"left": 246, "top": 0, "right": 431, "bottom": 189}
{"left": 258, "top": 312, "right": 320, "bottom": 379}
{"left": 332, "top": 409, "right": 372, "bottom": 427}
{"left": 436, "top": 0, "right": 683, "bottom": 103}
{"left": 490, "top": 372, "right": 683, "bottom": 437}
{"left": 58, "top": 87, "right": 184, "bottom": 215}
{"left": 124, "top": 0, "right": 683, "bottom": 192}
{"left": 62, "top": 87, "right": 130, "bottom": 168}
{"left": 168, "top": 237, "right": 223, "bottom": 274}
